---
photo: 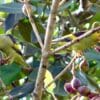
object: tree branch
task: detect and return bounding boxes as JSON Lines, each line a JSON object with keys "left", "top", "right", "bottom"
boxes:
{"left": 33, "top": 0, "right": 60, "bottom": 100}
{"left": 51, "top": 26, "right": 100, "bottom": 54}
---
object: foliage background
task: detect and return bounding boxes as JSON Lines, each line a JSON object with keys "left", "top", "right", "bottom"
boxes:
{"left": 0, "top": 0, "right": 100, "bottom": 100}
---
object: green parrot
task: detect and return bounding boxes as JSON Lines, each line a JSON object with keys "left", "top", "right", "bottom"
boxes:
{"left": 0, "top": 34, "right": 32, "bottom": 71}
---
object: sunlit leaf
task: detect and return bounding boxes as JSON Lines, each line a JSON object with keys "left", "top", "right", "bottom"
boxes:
{"left": 44, "top": 70, "right": 56, "bottom": 93}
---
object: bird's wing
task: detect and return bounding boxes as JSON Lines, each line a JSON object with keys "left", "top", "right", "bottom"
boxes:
{"left": 6, "top": 34, "right": 23, "bottom": 56}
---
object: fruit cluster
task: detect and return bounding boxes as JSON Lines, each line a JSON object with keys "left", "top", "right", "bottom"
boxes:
{"left": 64, "top": 76, "right": 99, "bottom": 100}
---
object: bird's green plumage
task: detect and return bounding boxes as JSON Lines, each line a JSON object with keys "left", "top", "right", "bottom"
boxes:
{"left": 0, "top": 34, "right": 29, "bottom": 67}
{"left": 72, "top": 32, "right": 100, "bottom": 51}
{"left": 53, "top": 32, "right": 100, "bottom": 51}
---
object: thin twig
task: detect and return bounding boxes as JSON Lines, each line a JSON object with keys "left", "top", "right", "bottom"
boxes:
{"left": 51, "top": 26, "right": 100, "bottom": 54}
{"left": 22, "top": 0, "right": 44, "bottom": 48}
{"left": 71, "top": 63, "right": 76, "bottom": 76}
{"left": 45, "top": 56, "right": 76, "bottom": 89}
{"left": 52, "top": 34, "right": 72, "bottom": 43}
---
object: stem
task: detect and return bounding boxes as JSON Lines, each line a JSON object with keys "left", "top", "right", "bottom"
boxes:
{"left": 33, "top": 0, "right": 60, "bottom": 100}
{"left": 71, "top": 63, "right": 76, "bottom": 76}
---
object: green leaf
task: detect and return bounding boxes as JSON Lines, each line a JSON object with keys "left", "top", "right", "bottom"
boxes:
{"left": 90, "top": 13, "right": 100, "bottom": 25}
{"left": 54, "top": 80, "right": 67, "bottom": 96}
{"left": 5, "top": 13, "right": 24, "bottom": 31}
{"left": 58, "top": 0, "right": 73, "bottom": 11}
{"left": 18, "top": 19, "right": 32, "bottom": 42}
{"left": 44, "top": 70, "right": 56, "bottom": 93}
{"left": 84, "top": 49, "right": 100, "bottom": 61}
{"left": 90, "top": 4, "right": 100, "bottom": 13}
{"left": 86, "top": 75, "right": 100, "bottom": 92}
{"left": 0, "top": 2, "right": 23, "bottom": 14}
{"left": 76, "top": 71, "right": 88, "bottom": 85}
{"left": 35, "top": 20, "right": 45, "bottom": 34}
{"left": 77, "top": 71, "right": 100, "bottom": 92}
{"left": 0, "top": 0, "right": 13, "bottom": 4}
{"left": 28, "top": 68, "right": 38, "bottom": 81}
{"left": 23, "top": 43, "right": 41, "bottom": 57}
{"left": 0, "top": 63, "right": 21, "bottom": 85}
{"left": 9, "top": 82, "right": 34, "bottom": 99}
{"left": 0, "top": 2, "right": 36, "bottom": 14}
